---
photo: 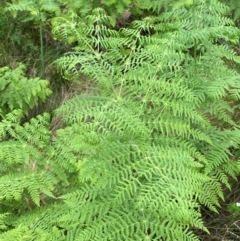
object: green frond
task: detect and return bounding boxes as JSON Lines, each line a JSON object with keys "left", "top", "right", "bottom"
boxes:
{"left": 0, "top": 225, "right": 31, "bottom": 241}
{"left": 0, "top": 65, "right": 51, "bottom": 116}
{"left": 49, "top": 3, "right": 240, "bottom": 240}
{"left": 5, "top": 0, "right": 60, "bottom": 15}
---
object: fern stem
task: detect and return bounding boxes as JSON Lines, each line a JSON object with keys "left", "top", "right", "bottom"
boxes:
{"left": 36, "top": 1, "right": 45, "bottom": 78}
{"left": 192, "top": 0, "right": 197, "bottom": 64}
{"left": 39, "top": 17, "right": 45, "bottom": 78}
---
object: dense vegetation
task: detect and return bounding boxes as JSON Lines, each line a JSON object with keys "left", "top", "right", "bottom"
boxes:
{"left": 1, "top": 0, "right": 240, "bottom": 240}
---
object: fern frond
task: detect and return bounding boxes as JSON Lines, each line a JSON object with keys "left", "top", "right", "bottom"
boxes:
{"left": 0, "top": 65, "right": 51, "bottom": 116}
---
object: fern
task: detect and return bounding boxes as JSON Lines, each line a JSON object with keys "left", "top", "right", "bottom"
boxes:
{"left": 5, "top": 0, "right": 60, "bottom": 77}
{"left": 0, "top": 64, "right": 52, "bottom": 116}
{"left": 0, "top": 64, "right": 75, "bottom": 239}
{"left": 219, "top": 0, "right": 240, "bottom": 24}
{"left": 0, "top": 110, "right": 79, "bottom": 241}
{"left": 5, "top": 0, "right": 59, "bottom": 19}
{"left": 54, "top": 0, "right": 195, "bottom": 27}
{"left": 1, "top": 0, "right": 240, "bottom": 240}
{"left": 49, "top": 1, "right": 240, "bottom": 240}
